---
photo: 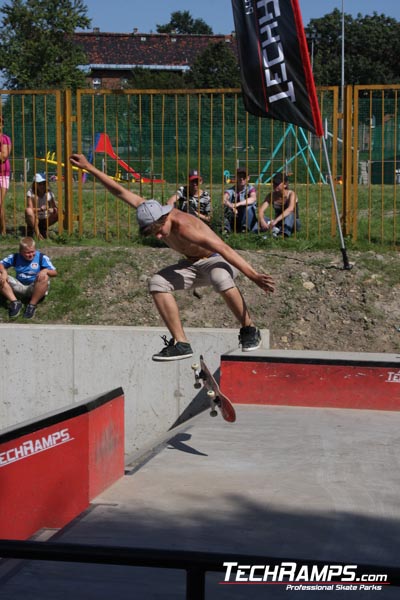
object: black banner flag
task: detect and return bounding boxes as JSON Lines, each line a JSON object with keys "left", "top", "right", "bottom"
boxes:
{"left": 231, "top": 0, "right": 323, "bottom": 136}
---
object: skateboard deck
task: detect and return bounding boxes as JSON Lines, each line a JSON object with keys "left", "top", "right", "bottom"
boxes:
{"left": 192, "top": 355, "right": 236, "bottom": 422}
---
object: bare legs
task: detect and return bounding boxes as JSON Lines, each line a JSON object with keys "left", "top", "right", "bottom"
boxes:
{"left": 151, "top": 286, "right": 253, "bottom": 341}
{"left": 29, "top": 274, "right": 49, "bottom": 305}
{"left": 25, "top": 208, "right": 58, "bottom": 240}
{"left": 219, "top": 286, "right": 253, "bottom": 327}
{"left": 25, "top": 207, "right": 42, "bottom": 238}
{"left": 152, "top": 291, "right": 188, "bottom": 342}
{"left": 0, "top": 278, "right": 16, "bottom": 302}
{"left": 0, "top": 187, "right": 7, "bottom": 235}
{"left": 0, "top": 275, "right": 49, "bottom": 305}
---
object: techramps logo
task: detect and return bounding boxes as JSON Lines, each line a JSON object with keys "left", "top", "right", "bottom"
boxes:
{"left": 220, "top": 561, "right": 389, "bottom": 591}
{"left": 0, "top": 428, "right": 74, "bottom": 467}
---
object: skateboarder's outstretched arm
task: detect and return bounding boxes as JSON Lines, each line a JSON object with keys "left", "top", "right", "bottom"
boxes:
{"left": 69, "top": 153, "right": 145, "bottom": 209}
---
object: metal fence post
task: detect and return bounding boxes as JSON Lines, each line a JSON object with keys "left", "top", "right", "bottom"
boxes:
{"left": 63, "top": 88, "right": 74, "bottom": 234}
{"left": 186, "top": 568, "right": 205, "bottom": 600}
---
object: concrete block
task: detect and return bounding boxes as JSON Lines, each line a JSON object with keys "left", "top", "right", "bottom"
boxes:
{"left": 0, "top": 325, "right": 270, "bottom": 456}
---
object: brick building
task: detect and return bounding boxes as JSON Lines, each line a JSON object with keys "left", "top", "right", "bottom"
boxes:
{"left": 73, "top": 30, "right": 236, "bottom": 89}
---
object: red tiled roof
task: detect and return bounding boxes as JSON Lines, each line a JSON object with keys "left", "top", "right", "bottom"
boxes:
{"left": 73, "top": 31, "right": 237, "bottom": 69}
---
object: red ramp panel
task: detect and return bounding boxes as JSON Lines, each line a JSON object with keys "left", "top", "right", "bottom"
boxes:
{"left": 87, "top": 393, "right": 125, "bottom": 500}
{"left": 220, "top": 351, "right": 400, "bottom": 411}
{"left": 0, "top": 388, "right": 124, "bottom": 540}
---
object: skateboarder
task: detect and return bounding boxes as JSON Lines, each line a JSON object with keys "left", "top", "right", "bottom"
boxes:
{"left": 69, "top": 153, "right": 275, "bottom": 361}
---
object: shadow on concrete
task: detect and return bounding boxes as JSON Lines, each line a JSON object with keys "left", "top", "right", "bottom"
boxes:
{"left": 166, "top": 432, "right": 208, "bottom": 456}
{"left": 169, "top": 367, "right": 222, "bottom": 430}
{"left": 0, "top": 498, "right": 399, "bottom": 599}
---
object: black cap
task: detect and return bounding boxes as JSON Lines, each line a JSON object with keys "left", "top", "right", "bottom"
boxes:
{"left": 272, "top": 173, "right": 288, "bottom": 186}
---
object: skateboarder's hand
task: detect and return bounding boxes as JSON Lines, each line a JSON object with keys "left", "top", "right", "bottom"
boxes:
{"left": 69, "top": 153, "right": 90, "bottom": 170}
{"left": 253, "top": 272, "right": 275, "bottom": 293}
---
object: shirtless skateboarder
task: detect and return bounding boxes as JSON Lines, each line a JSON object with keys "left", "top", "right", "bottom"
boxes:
{"left": 69, "top": 153, "right": 275, "bottom": 361}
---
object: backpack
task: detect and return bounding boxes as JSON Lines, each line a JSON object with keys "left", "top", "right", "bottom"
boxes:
{"left": 12, "top": 252, "right": 45, "bottom": 268}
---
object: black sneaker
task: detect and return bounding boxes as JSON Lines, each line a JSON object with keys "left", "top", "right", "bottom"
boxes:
{"left": 239, "top": 326, "right": 262, "bottom": 352}
{"left": 8, "top": 300, "right": 22, "bottom": 319}
{"left": 23, "top": 303, "right": 37, "bottom": 319}
{"left": 152, "top": 336, "right": 193, "bottom": 362}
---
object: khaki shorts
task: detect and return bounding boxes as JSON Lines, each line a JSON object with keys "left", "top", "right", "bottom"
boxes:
{"left": 7, "top": 276, "right": 49, "bottom": 299}
{"left": 148, "top": 254, "right": 239, "bottom": 294}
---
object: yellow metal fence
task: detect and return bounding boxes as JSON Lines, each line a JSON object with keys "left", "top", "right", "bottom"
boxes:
{"left": 0, "top": 86, "right": 399, "bottom": 246}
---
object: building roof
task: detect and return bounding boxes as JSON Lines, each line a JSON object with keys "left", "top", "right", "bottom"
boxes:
{"left": 73, "top": 31, "right": 236, "bottom": 72}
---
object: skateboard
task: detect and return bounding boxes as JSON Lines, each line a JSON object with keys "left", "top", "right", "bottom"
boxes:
{"left": 191, "top": 355, "right": 236, "bottom": 422}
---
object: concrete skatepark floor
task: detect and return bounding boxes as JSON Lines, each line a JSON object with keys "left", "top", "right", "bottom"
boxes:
{"left": 0, "top": 404, "right": 399, "bottom": 599}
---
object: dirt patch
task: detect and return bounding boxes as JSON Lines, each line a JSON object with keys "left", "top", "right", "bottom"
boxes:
{"left": 46, "top": 245, "right": 400, "bottom": 354}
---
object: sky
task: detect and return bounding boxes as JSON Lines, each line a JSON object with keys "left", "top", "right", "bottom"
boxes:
{"left": 0, "top": 1, "right": 398, "bottom": 33}
{"left": 80, "top": 0, "right": 400, "bottom": 34}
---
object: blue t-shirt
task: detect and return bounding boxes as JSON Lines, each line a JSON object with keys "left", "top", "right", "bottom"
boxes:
{"left": 1, "top": 250, "right": 56, "bottom": 285}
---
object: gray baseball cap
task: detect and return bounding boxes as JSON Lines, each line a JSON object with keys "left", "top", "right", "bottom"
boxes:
{"left": 136, "top": 200, "right": 172, "bottom": 229}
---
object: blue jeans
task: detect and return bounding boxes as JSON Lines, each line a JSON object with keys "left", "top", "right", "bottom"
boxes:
{"left": 225, "top": 204, "right": 258, "bottom": 233}
{"left": 276, "top": 213, "right": 301, "bottom": 237}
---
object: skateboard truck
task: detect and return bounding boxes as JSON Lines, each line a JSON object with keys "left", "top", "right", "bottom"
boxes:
{"left": 191, "top": 362, "right": 202, "bottom": 389}
{"left": 206, "top": 389, "right": 219, "bottom": 417}
{"left": 191, "top": 356, "right": 236, "bottom": 422}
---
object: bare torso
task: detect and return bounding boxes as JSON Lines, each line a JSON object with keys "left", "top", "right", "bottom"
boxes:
{"left": 160, "top": 209, "right": 223, "bottom": 261}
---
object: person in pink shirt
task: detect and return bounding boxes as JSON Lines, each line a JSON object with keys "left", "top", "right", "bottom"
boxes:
{"left": 0, "top": 116, "right": 12, "bottom": 235}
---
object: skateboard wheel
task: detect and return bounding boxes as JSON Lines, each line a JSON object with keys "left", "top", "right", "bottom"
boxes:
{"left": 194, "top": 382, "right": 202, "bottom": 389}
{"left": 191, "top": 363, "right": 199, "bottom": 371}
{"left": 210, "top": 410, "right": 218, "bottom": 417}
{"left": 207, "top": 390, "right": 216, "bottom": 398}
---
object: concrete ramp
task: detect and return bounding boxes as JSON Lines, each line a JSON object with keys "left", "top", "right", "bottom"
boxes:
{"left": 1, "top": 403, "right": 399, "bottom": 598}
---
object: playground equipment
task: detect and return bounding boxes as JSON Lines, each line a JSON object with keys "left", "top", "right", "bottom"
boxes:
{"left": 38, "top": 152, "right": 85, "bottom": 179}
{"left": 38, "top": 133, "right": 164, "bottom": 184}
{"left": 255, "top": 124, "right": 326, "bottom": 184}
{"left": 93, "top": 133, "right": 164, "bottom": 184}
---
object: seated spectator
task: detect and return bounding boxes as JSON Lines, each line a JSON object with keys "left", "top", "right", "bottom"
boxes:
{"left": 25, "top": 173, "right": 58, "bottom": 239}
{"left": 223, "top": 167, "right": 258, "bottom": 233}
{"left": 168, "top": 169, "right": 212, "bottom": 223}
{"left": 258, "top": 173, "right": 300, "bottom": 238}
{"left": 0, "top": 236, "right": 57, "bottom": 319}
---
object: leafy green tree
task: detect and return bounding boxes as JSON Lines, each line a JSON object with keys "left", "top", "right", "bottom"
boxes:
{"left": 346, "top": 13, "right": 400, "bottom": 85}
{"left": 186, "top": 41, "right": 240, "bottom": 88}
{"left": 0, "top": 0, "right": 91, "bottom": 89}
{"left": 127, "top": 67, "right": 187, "bottom": 90}
{"left": 307, "top": 10, "right": 400, "bottom": 86}
{"left": 157, "top": 10, "right": 213, "bottom": 35}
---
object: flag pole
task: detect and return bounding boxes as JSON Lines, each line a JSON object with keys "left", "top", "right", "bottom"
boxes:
{"left": 321, "top": 135, "right": 352, "bottom": 270}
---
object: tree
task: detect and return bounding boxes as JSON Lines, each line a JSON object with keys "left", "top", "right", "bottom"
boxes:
{"left": 0, "top": 0, "right": 91, "bottom": 89}
{"left": 157, "top": 10, "right": 213, "bottom": 35}
{"left": 127, "top": 67, "right": 187, "bottom": 90}
{"left": 307, "top": 10, "right": 400, "bottom": 86}
{"left": 186, "top": 41, "right": 240, "bottom": 88}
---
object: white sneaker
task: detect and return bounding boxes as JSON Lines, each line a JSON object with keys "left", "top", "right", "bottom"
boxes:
{"left": 271, "top": 226, "right": 280, "bottom": 238}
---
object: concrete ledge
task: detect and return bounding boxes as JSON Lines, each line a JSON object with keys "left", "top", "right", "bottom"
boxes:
{"left": 0, "top": 325, "right": 269, "bottom": 456}
{"left": 221, "top": 349, "right": 400, "bottom": 411}
{"left": 222, "top": 348, "right": 400, "bottom": 366}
